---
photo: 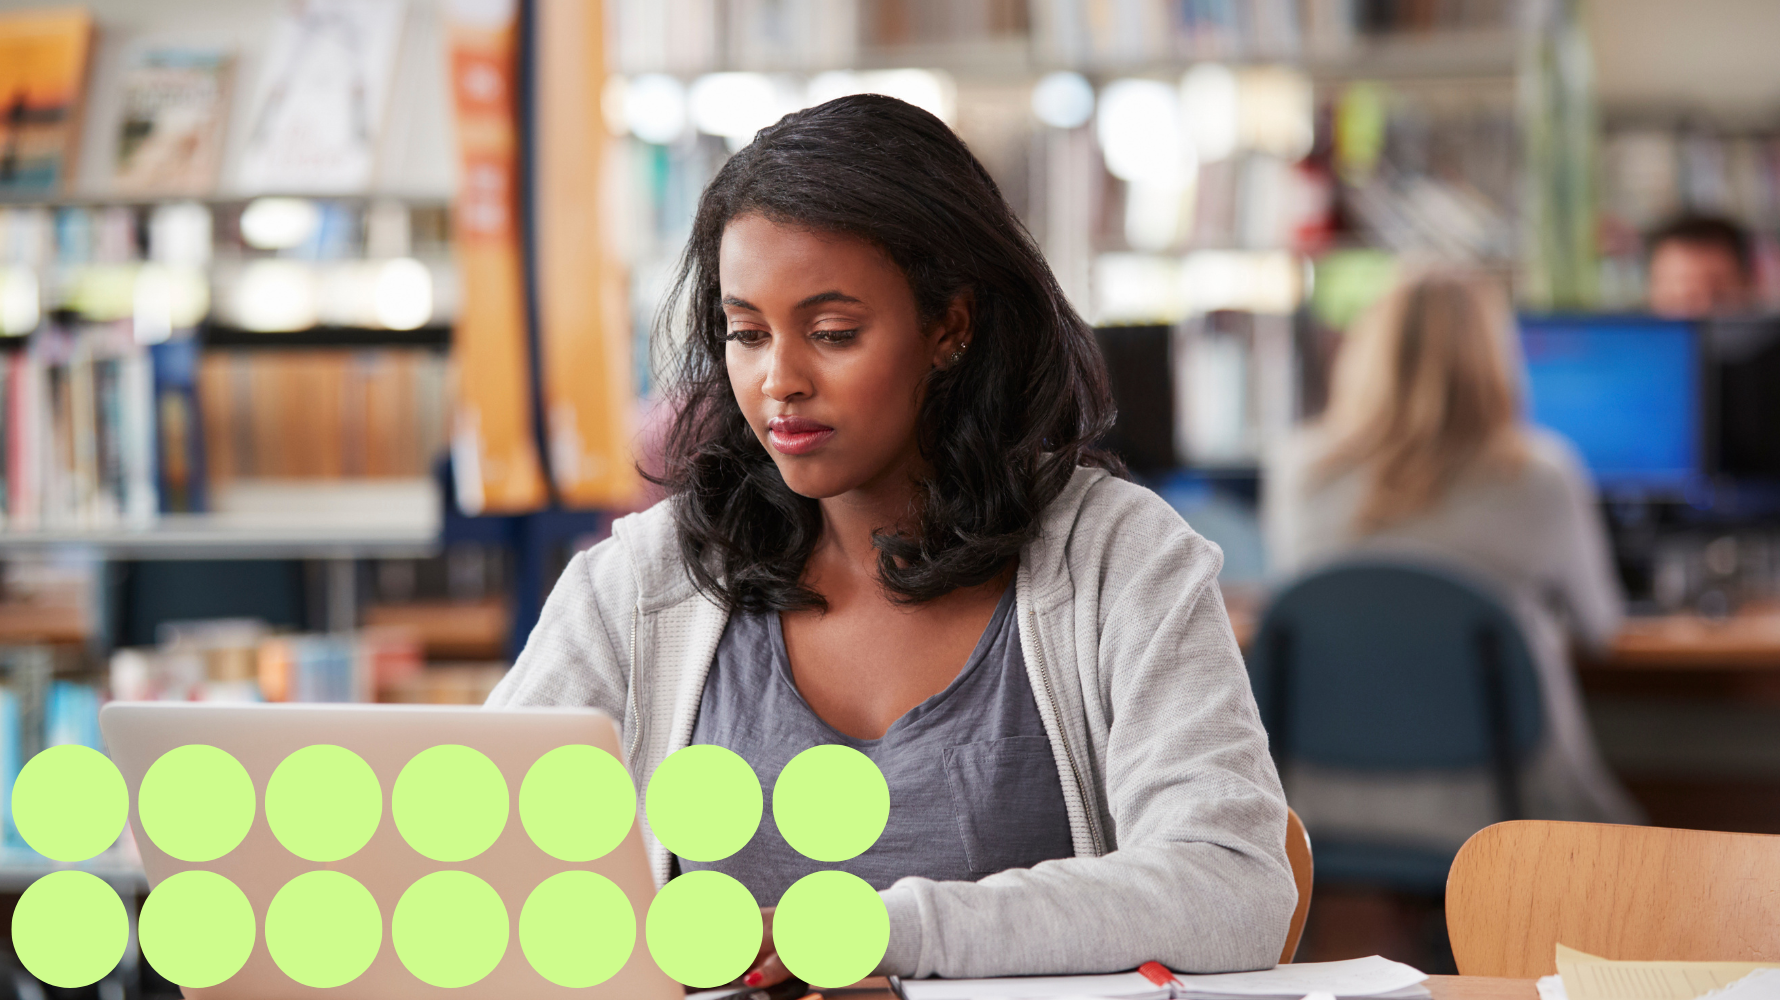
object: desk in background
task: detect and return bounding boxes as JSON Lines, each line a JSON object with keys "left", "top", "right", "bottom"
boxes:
{"left": 1224, "top": 587, "right": 1780, "bottom": 672}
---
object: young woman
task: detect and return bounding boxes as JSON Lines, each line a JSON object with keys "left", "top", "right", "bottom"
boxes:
{"left": 490, "top": 95, "right": 1294, "bottom": 983}
{"left": 1263, "top": 270, "right": 1643, "bottom": 850}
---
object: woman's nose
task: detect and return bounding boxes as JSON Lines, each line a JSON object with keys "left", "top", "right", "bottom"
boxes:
{"left": 760, "top": 337, "right": 813, "bottom": 402}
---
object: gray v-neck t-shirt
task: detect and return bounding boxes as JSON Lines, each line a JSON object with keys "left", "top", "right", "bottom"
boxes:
{"left": 678, "top": 582, "right": 1075, "bottom": 905}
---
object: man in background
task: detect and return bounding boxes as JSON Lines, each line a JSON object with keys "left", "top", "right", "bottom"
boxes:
{"left": 1647, "top": 214, "right": 1755, "bottom": 318}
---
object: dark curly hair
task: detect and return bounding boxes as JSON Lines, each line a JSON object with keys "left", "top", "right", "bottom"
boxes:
{"left": 651, "top": 94, "right": 1120, "bottom": 613}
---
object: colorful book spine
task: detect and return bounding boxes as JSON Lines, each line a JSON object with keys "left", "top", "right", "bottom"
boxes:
{"left": 444, "top": 0, "right": 549, "bottom": 515}
{"left": 535, "top": 0, "right": 639, "bottom": 508}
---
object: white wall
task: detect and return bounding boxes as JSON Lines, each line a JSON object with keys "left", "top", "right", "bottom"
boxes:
{"left": 1587, "top": 0, "right": 1780, "bottom": 120}
{"left": 0, "top": 0, "right": 457, "bottom": 199}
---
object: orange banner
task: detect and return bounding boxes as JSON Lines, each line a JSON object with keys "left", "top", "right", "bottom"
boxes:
{"left": 535, "top": 0, "right": 638, "bottom": 508}
{"left": 444, "top": 2, "right": 548, "bottom": 514}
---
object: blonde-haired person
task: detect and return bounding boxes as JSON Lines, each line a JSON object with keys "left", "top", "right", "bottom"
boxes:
{"left": 1262, "top": 269, "right": 1643, "bottom": 850}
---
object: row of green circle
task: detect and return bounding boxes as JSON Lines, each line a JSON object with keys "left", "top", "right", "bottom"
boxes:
{"left": 8, "top": 741, "right": 896, "bottom": 990}
{"left": 10, "top": 741, "right": 892, "bottom": 867}
{"left": 15, "top": 863, "right": 888, "bottom": 990}
{"left": 10, "top": 742, "right": 633, "bottom": 865}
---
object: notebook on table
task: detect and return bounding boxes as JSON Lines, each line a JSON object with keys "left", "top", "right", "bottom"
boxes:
{"left": 894, "top": 955, "right": 1431, "bottom": 1000}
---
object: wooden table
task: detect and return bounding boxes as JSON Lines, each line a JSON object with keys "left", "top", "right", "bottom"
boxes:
{"left": 813, "top": 974, "right": 1537, "bottom": 1000}
{"left": 1222, "top": 587, "right": 1780, "bottom": 672}
{"left": 1589, "top": 611, "right": 1780, "bottom": 670}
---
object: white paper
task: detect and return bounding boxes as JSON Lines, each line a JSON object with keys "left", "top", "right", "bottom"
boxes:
{"left": 1539, "top": 974, "right": 1570, "bottom": 1000}
{"left": 1175, "top": 956, "right": 1429, "bottom": 998}
{"left": 897, "top": 957, "right": 1428, "bottom": 1000}
{"left": 897, "top": 971, "right": 1170, "bottom": 1000}
{"left": 1700, "top": 970, "right": 1780, "bottom": 1000}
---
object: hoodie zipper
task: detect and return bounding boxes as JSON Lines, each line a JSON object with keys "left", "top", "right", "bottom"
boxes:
{"left": 626, "top": 603, "right": 642, "bottom": 765}
{"left": 1029, "top": 606, "right": 1105, "bottom": 857}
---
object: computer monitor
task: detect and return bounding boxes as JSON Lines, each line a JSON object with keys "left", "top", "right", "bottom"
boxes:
{"left": 1703, "top": 317, "right": 1780, "bottom": 479}
{"left": 1517, "top": 315, "right": 1701, "bottom": 493}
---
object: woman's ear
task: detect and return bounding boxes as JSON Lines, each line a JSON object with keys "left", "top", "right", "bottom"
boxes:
{"left": 929, "top": 289, "right": 975, "bottom": 368}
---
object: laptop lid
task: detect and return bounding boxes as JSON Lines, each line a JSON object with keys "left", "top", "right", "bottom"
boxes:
{"left": 99, "top": 702, "right": 681, "bottom": 1000}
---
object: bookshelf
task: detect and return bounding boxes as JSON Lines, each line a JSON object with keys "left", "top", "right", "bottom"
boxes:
{"left": 0, "top": 479, "right": 440, "bottom": 561}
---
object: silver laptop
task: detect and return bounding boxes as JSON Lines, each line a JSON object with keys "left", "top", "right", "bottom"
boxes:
{"left": 99, "top": 702, "right": 682, "bottom": 1000}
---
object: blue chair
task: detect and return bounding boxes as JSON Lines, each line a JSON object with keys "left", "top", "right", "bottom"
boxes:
{"left": 1248, "top": 559, "right": 1544, "bottom": 893}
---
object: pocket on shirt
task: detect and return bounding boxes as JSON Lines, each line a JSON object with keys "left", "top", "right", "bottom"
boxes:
{"left": 942, "top": 735, "right": 1074, "bottom": 876}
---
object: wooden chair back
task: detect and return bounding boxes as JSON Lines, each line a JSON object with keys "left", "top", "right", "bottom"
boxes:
{"left": 1283, "top": 807, "right": 1313, "bottom": 964}
{"left": 1446, "top": 820, "right": 1780, "bottom": 977}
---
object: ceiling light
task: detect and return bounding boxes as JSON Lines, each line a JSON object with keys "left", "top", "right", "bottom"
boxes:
{"left": 240, "top": 198, "right": 319, "bottom": 251}
{"left": 1032, "top": 71, "right": 1095, "bottom": 129}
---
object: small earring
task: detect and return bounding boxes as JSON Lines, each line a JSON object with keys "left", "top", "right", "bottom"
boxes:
{"left": 948, "top": 343, "right": 968, "bottom": 365}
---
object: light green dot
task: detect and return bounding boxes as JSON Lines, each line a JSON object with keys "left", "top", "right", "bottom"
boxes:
{"left": 520, "top": 745, "right": 634, "bottom": 862}
{"left": 773, "top": 870, "right": 889, "bottom": 988}
{"left": 392, "top": 745, "right": 508, "bottom": 862}
{"left": 392, "top": 871, "right": 509, "bottom": 988}
{"left": 12, "top": 871, "right": 127, "bottom": 988}
{"left": 265, "top": 871, "right": 382, "bottom": 988}
{"left": 520, "top": 871, "right": 635, "bottom": 987}
{"left": 773, "top": 745, "right": 889, "bottom": 862}
{"left": 11, "top": 745, "right": 127, "bottom": 862}
{"left": 644, "top": 745, "right": 761, "bottom": 863}
{"left": 266, "top": 744, "right": 381, "bottom": 862}
{"left": 139, "top": 870, "right": 255, "bottom": 988}
{"left": 138, "top": 744, "right": 255, "bottom": 863}
{"left": 644, "top": 871, "right": 761, "bottom": 988}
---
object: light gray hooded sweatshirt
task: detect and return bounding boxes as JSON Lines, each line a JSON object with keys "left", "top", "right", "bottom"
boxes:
{"left": 487, "top": 465, "right": 1296, "bottom": 979}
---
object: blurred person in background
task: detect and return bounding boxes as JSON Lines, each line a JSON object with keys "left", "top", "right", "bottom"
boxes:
{"left": 1647, "top": 214, "right": 1755, "bottom": 318}
{"left": 1263, "top": 270, "right": 1644, "bottom": 850}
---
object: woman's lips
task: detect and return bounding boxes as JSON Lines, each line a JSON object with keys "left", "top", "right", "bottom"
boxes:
{"left": 766, "top": 416, "right": 835, "bottom": 456}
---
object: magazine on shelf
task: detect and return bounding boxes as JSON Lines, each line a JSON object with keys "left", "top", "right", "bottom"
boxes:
{"left": 113, "top": 48, "right": 234, "bottom": 196}
{"left": 236, "top": 0, "right": 407, "bottom": 193}
{"left": 0, "top": 9, "right": 93, "bottom": 196}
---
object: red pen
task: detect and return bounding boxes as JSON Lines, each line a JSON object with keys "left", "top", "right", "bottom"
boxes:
{"left": 1139, "top": 961, "right": 1182, "bottom": 989}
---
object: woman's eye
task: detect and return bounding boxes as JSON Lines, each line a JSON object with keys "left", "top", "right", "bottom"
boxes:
{"left": 811, "top": 328, "right": 859, "bottom": 344}
{"left": 725, "top": 328, "right": 768, "bottom": 346}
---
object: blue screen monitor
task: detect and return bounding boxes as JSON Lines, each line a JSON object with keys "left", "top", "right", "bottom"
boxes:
{"left": 1517, "top": 315, "right": 1701, "bottom": 492}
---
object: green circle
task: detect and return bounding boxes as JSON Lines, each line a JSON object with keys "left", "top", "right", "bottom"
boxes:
{"left": 139, "top": 870, "right": 256, "bottom": 988}
{"left": 644, "top": 871, "right": 761, "bottom": 988}
{"left": 11, "top": 745, "right": 128, "bottom": 862}
{"left": 772, "top": 745, "right": 889, "bottom": 862}
{"left": 520, "top": 745, "right": 635, "bottom": 862}
{"left": 644, "top": 745, "right": 761, "bottom": 863}
{"left": 392, "top": 871, "right": 509, "bottom": 988}
{"left": 11, "top": 871, "right": 128, "bottom": 988}
{"left": 138, "top": 744, "right": 256, "bottom": 863}
{"left": 392, "top": 745, "right": 508, "bottom": 862}
{"left": 519, "top": 871, "right": 636, "bottom": 987}
{"left": 264, "top": 871, "right": 382, "bottom": 988}
{"left": 266, "top": 744, "right": 382, "bottom": 862}
{"left": 773, "top": 870, "right": 889, "bottom": 988}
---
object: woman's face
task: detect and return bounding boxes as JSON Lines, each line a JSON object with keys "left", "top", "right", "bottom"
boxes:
{"left": 719, "top": 213, "right": 967, "bottom": 501}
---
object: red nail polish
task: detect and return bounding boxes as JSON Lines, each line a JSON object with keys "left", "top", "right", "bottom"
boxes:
{"left": 744, "top": 972, "right": 764, "bottom": 986}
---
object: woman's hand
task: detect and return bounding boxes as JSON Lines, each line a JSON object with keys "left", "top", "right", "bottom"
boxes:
{"left": 743, "top": 906, "right": 795, "bottom": 989}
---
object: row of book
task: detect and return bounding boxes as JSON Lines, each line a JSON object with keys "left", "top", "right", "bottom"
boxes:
{"left": 610, "top": 0, "right": 1520, "bottom": 75}
{"left": 109, "top": 620, "right": 426, "bottom": 706}
{"left": 0, "top": 324, "right": 449, "bottom": 527}
{"left": 0, "top": 623, "right": 504, "bottom": 851}
{"left": 0, "top": 323, "right": 162, "bottom": 530}
{"left": 199, "top": 348, "right": 451, "bottom": 482}
{"left": 109, "top": 617, "right": 506, "bottom": 706}
{"left": 0, "top": 645, "right": 103, "bottom": 850}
